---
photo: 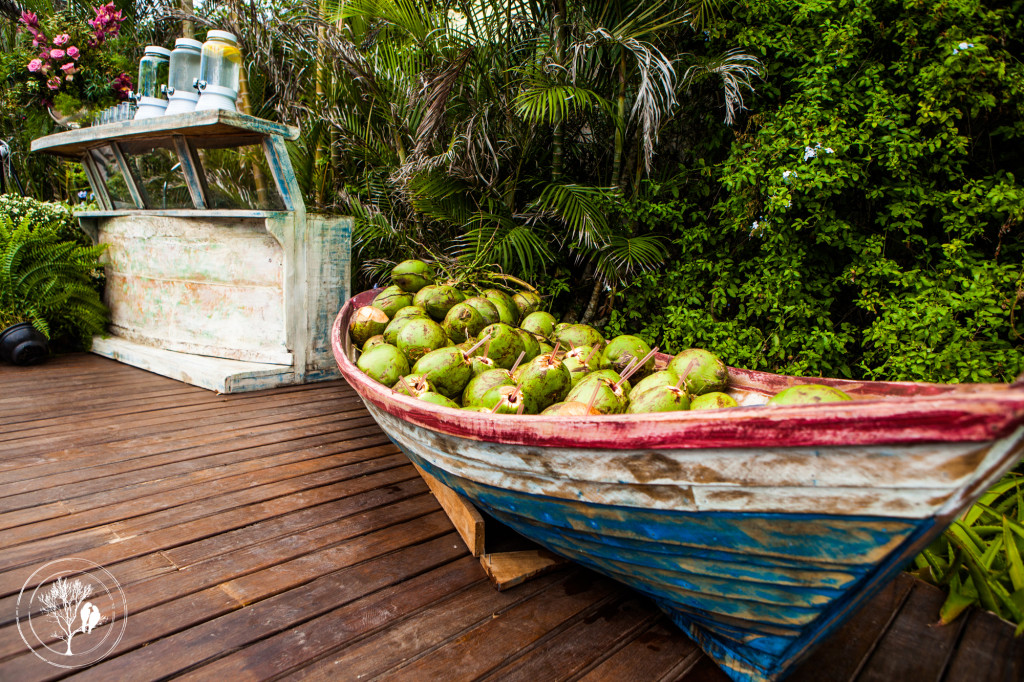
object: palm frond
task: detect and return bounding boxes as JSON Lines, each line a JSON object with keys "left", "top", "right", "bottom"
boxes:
{"left": 527, "top": 183, "right": 615, "bottom": 250}
{"left": 335, "top": 0, "right": 434, "bottom": 43}
{"left": 457, "top": 212, "right": 553, "bottom": 275}
{"left": 682, "top": 48, "right": 762, "bottom": 125}
{"left": 570, "top": 28, "right": 678, "bottom": 173}
{"left": 513, "top": 79, "right": 612, "bottom": 125}
{"left": 592, "top": 233, "right": 668, "bottom": 285}
{"left": 413, "top": 46, "right": 474, "bottom": 157}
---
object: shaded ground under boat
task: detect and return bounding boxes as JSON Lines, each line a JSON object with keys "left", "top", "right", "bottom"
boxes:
{"left": 332, "top": 289, "right": 1024, "bottom": 682}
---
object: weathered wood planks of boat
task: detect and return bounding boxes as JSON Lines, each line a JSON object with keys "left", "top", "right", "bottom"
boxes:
{"left": 332, "top": 289, "right": 1024, "bottom": 682}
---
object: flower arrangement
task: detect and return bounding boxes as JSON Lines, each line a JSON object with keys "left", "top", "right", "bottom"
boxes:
{"left": 16, "top": 4, "right": 136, "bottom": 122}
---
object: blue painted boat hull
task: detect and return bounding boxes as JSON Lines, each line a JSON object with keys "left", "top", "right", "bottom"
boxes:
{"left": 399, "top": 440, "right": 938, "bottom": 682}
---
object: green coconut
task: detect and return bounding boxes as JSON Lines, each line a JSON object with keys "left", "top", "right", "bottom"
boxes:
{"left": 767, "top": 384, "right": 852, "bottom": 405}
{"left": 517, "top": 353, "right": 572, "bottom": 413}
{"left": 462, "top": 368, "right": 514, "bottom": 407}
{"left": 516, "top": 328, "right": 540, "bottom": 362}
{"left": 462, "top": 297, "right": 501, "bottom": 327}
{"left": 357, "top": 344, "right": 409, "bottom": 386}
{"left": 414, "top": 284, "right": 466, "bottom": 320}
{"left": 690, "top": 392, "right": 739, "bottom": 410}
{"left": 579, "top": 368, "right": 631, "bottom": 395}
{"left": 349, "top": 306, "right": 389, "bottom": 347}
{"left": 469, "top": 355, "right": 496, "bottom": 376}
{"left": 565, "top": 345, "right": 601, "bottom": 371}
{"left": 396, "top": 317, "right": 448, "bottom": 364}
{"left": 520, "top": 311, "right": 557, "bottom": 340}
{"left": 373, "top": 286, "right": 414, "bottom": 318}
{"left": 600, "top": 335, "right": 655, "bottom": 379}
{"left": 626, "top": 385, "right": 691, "bottom": 414}
{"left": 540, "top": 401, "right": 601, "bottom": 416}
{"left": 392, "top": 373, "right": 433, "bottom": 398}
{"left": 392, "top": 259, "right": 434, "bottom": 293}
{"left": 538, "top": 341, "right": 554, "bottom": 355}
{"left": 485, "top": 385, "right": 529, "bottom": 414}
{"left": 561, "top": 346, "right": 602, "bottom": 388}
{"left": 412, "top": 346, "right": 474, "bottom": 399}
{"left": 553, "top": 324, "right": 605, "bottom": 350}
{"left": 392, "top": 305, "right": 430, "bottom": 322}
{"left": 565, "top": 378, "right": 627, "bottom": 414}
{"left": 477, "top": 323, "right": 525, "bottom": 369}
{"left": 443, "top": 301, "right": 487, "bottom": 342}
{"left": 629, "top": 370, "right": 680, "bottom": 400}
{"left": 667, "top": 349, "right": 729, "bottom": 396}
{"left": 482, "top": 289, "right": 520, "bottom": 326}
{"left": 362, "top": 334, "right": 387, "bottom": 352}
{"left": 418, "top": 392, "right": 461, "bottom": 409}
{"left": 513, "top": 290, "right": 543, "bottom": 318}
{"left": 382, "top": 314, "right": 416, "bottom": 346}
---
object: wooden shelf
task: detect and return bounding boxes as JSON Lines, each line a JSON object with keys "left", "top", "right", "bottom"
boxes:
{"left": 30, "top": 109, "right": 299, "bottom": 159}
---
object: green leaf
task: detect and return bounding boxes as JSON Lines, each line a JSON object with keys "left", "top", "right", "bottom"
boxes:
{"left": 1006, "top": 518, "right": 1024, "bottom": 593}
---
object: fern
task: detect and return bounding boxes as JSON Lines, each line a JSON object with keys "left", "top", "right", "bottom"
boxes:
{"left": 0, "top": 214, "right": 108, "bottom": 347}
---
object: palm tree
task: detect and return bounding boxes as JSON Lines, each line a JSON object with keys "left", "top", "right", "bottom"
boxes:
{"left": 220, "top": 0, "right": 760, "bottom": 319}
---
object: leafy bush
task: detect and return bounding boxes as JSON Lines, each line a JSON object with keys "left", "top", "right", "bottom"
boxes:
{"left": 0, "top": 194, "right": 85, "bottom": 244}
{"left": 0, "top": 204, "right": 107, "bottom": 349}
{"left": 606, "top": 0, "right": 1024, "bottom": 384}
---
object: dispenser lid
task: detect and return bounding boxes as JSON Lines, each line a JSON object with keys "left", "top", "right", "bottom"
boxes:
{"left": 143, "top": 45, "right": 171, "bottom": 58}
{"left": 174, "top": 38, "right": 203, "bottom": 50}
{"left": 205, "top": 30, "right": 238, "bottom": 44}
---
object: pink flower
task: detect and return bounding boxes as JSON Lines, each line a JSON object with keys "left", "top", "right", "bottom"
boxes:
{"left": 53, "top": 33, "right": 70, "bottom": 46}
{"left": 112, "top": 72, "right": 133, "bottom": 100}
{"left": 38, "top": 49, "right": 50, "bottom": 60}
{"left": 50, "top": 48, "right": 65, "bottom": 59}
{"left": 27, "top": 59, "right": 42, "bottom": 72}
{"left": 46, "top": 76, "right": 61, "bottom": 90}
{"left": 60, "top": 63, "right": 77, "bottom": 74}
{"left": 67, "top": 46, "right": 79, "bottom": 59}
{"left": 19, "top": 11, "right": 38, "bottom": 28}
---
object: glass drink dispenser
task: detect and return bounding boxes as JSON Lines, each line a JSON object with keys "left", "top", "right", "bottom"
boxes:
{"left": 163, "top": 38, "right": 203, "bottom": 116}
{"left": 194, "top": 31, "right": 242, "bottom": 113}
{"left": 134, "top": 46, "right": 171, "bottom": 119}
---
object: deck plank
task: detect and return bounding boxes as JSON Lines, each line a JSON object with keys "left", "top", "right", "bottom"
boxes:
{"left": 855, "top": 580, "right": 967, "bottom": 682}
{"left": 0, "top": 354, "right": 1020, "bottom": 682}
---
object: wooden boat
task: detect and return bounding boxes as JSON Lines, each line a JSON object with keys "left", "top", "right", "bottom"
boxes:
{"left": 331, "top": 289, "right": 1024, "bottom": 682}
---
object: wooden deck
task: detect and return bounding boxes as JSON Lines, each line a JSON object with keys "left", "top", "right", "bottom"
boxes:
{"left": 0, "top": 354, "right": 1020, "bottom": 681}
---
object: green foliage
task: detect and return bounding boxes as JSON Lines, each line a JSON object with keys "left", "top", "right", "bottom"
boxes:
{"left": 606, "top": 0, "right": 1024, "bottom": 384}
{"left": 0, "top": 194, "right": 85, "bottom": 244}
{"left": 0, "top": 203, "right": 107, "bottom": 348}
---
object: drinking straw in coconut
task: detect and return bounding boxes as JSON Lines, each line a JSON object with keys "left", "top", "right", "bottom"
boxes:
{"left": 615, "top": 347, "right": 659, "bottom": 390}
{"left": 509, "top": 350, "right": 527, "bottom": 375}
{"left": 397, "top": 376, "right": 416, "bottom": 395}
{"left": 464, "top": 332, "right": 491, "bottom": 357}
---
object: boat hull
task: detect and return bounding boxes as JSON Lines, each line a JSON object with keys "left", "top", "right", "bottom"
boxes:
{"left": 370, "top": 400, "right": 1022, "bottom": 682}
{"left": 332, "top": 290, "right": 1024, "bottom": 682}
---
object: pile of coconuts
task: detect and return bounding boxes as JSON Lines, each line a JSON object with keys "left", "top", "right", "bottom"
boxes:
{"left": 349, "top": 259, "right": 852, "bottom": 415}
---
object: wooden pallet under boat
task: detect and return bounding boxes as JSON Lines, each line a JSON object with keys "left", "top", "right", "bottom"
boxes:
{"left": 332, "top": 289, "right": 1024, "bottom": 682}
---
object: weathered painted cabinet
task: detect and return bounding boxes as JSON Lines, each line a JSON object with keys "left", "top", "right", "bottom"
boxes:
{"left": 32, "top": 110, "right": 351, "bottom": 392}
